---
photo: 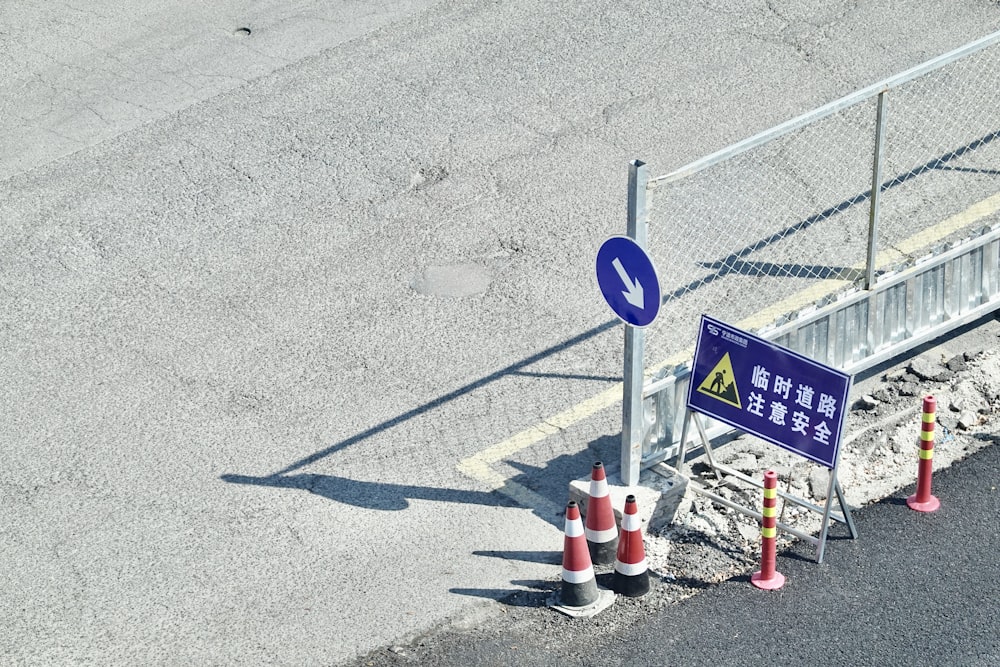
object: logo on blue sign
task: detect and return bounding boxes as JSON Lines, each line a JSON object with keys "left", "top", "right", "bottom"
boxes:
{"left": 595, "top": 236, "right": 661, "bottom": 327}
{"left": 687, "top": 315, "right": 852, "bottom": 469}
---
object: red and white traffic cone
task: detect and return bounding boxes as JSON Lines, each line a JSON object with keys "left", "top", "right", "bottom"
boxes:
{"left": 548, "top": 501, "right": 615, "bottom": 617}
{"left": 556, "top": 500, "right": 599, "bottom": 607}
{"left": 584, "top": 461, "right": 619, "bottom": 565}
{"left": 612, "top": 495, "right": 650, "bottom": 597}
{"left": 907, "top": 395, "right": 941, "bottom": 512}
{"left": 751, "top": 469, "right": 785, "bottom": 590}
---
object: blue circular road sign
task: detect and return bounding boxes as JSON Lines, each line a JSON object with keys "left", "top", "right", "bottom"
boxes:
{"left": 595, "top": 236, "right": 661, "bottom": 327}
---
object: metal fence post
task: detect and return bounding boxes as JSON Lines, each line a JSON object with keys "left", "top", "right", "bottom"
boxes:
{"left": 622, "top": 160, "right": 650, "bottom": 486}
{"left": 866, "top": 90, "right": 889, "bottom": 290}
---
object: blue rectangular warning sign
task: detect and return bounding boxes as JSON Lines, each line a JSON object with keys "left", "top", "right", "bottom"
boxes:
{"left": 687, "top": 315, "right": 852, "bottom": 469}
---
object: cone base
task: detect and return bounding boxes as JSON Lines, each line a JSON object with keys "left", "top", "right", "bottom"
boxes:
{"left": 557, "top": 578, "right": 600, "bottom": 609}
{"left": 906, "top": 494, "right": 940, "bottom": 512}
{"left": 612, "top": 571, "right": 650, "bottom": 597}
{"left": 587, "top": 539, "right": 619, "bottom": 566}
{"left": 547, "top": 587, "right": 615, "bottom": 618}
{"left": 751, "top": 570, "right": 785, "bottom": 590}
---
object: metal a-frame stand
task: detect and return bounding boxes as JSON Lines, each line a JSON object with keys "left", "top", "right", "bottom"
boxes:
{"left": 671, "top": 409, "right": 858, "bottom": 564}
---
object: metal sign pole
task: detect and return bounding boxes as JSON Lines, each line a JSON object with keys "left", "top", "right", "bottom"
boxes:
{"left": 622, "top": 160, "right": 650, "bottom": 486}
{"left": 865, "top": 90, "right": 888, "bottom": 290}
{"left": 622, "top": 325, "right": 644, "bottom": 486}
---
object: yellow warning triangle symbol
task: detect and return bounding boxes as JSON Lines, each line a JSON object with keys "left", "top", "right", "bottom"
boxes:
{"left": 696, "top": 352, "right": 742, "bottom": 408}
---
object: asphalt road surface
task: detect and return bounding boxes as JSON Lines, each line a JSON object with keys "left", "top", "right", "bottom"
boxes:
{"left": 352, "top": 433, "right": 1000, "bottom": 667}
{"left": 3, "top": 1, "right": 1000, "bottom": 664}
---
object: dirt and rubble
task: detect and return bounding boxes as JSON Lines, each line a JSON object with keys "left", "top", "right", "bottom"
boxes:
{"left": 644, "top": 345, "right": 1000, "bottom": 589}
{"left": 351, "top": 318, "right": 1000, "bottom": 666}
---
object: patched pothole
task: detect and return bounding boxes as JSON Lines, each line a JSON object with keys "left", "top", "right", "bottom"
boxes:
{"left": 411, "top": 263, "right": 491, "bottom": 298}
{"left": 410, "top": 165, "right": 447, "bottom": 191}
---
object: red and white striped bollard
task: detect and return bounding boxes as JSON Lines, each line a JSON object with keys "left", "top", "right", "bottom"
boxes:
{"left": 907, "top": 395, "right": 941, "bottom": 512}
{"left": 751, "top": 469, "right": 785, "bottom": 590}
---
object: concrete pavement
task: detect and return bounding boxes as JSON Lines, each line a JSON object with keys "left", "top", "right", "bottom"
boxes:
{"left": 3, "top": 1, "right": 1000, "bottom": 664}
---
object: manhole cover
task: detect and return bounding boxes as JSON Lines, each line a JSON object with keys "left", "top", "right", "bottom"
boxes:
{"left": 411, "top": 263, "right": 491, "bottom": 298}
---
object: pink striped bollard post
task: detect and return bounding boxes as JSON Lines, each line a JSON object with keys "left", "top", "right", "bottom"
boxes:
{"left": 907, "top": 395, "right": 941, "bottom": 512}
{"left": 751, "top": 469, "right": 785, "bottom": 590}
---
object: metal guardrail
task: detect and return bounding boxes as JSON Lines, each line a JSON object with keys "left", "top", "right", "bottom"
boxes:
{"left": 619, "top": 30, "right": 1000, "bottom": 484}
{"left": 638, "top": 223, "right": 1000, "bottom": 469}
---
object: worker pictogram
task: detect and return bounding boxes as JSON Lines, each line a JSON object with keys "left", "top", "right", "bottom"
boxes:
{"left": 696, "top": 352, "right": 741, "bottom": 408}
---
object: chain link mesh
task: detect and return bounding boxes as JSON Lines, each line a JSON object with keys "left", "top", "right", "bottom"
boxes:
{"left": 641, "top": 38, "right": 1000, "bottom": 372}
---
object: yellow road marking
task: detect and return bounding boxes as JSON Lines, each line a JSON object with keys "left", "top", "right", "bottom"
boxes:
{"left": 456, "top": 385, "right": 622, "bottom": 491}
{"left": 738, "top": 190, "right": 1000, "bottom": 332}
{"left": 458, "top": 192, "right": 1000, "bottom": 497}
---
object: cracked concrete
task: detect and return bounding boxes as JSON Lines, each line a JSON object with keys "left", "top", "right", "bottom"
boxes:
{"left": 0, "top": 0, "right": 441, "bottom": 181}
{"left": 3, "top": 1, "right": 1000, "bottom": 665}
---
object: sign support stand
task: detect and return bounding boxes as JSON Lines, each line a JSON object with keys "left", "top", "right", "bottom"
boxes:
{"left": 673, "top": 315, "right": 860, "bottom": 563}
{"left": 673, "top": 409, "right": 857, "bottom": 564}
{"left": 817, "top": 422, "right": 859, "bottom": 562}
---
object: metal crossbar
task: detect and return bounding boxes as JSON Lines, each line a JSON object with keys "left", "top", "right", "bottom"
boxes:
{"left": 648, "top": 30, "right": 1000, "bottom": 187}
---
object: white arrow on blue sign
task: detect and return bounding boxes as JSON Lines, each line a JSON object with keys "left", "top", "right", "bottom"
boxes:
{"left": 595, "top": 236, "right": 661, "bottom": 327}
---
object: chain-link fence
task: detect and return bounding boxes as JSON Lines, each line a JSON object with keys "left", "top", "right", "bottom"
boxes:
{"left": 639, "top": 31, "right": 1000, "bottom": 373}
{"left": 619, "top": 31, "right": 1000, "bottom": 483}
